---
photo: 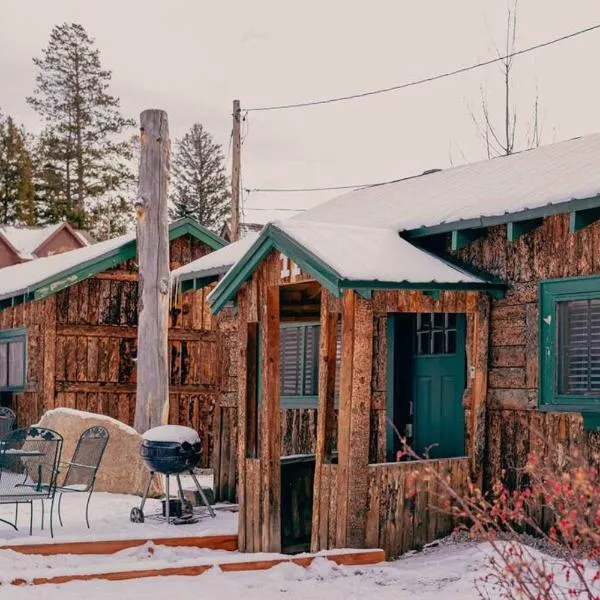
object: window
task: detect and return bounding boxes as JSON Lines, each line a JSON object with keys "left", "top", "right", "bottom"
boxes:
{"left": 540, "top": 277, "right": 600, "bottom": 424}
{"left": 0, "top": 329, "right": 27, "bottom": 391}
{"left": 415, "top": 313, "right": 457, "bottom": 355}
{"left": 280, "top": 322, "right": 341, "bottom": 408}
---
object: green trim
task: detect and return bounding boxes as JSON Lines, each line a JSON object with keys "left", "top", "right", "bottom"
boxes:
{"left": 0, "top": 327, "right": 27, "bottom": 392}
{"left": 386, "top": 315, "right": 396, "bottom": 461}
{"left": 507, "top": 218, "right": 543, "bottom": 241}
{"left": 0, "top": 218, "right": 225, "bottom": 308}
{"left": 339, "top": 279, "right": 506, "bottom": 299}
{"left": 423, "top": 290, "right": 441, "bottom": 300}
{"left": 405, "top": 194, "right": 600, "bottom": 239}
{"left": 451, "top": 228, "right": 485, "bottom": 251}
{"left": 539, "top": 275, "right": 600, "bottom": 414}
{"left": 281, "top": 396, "right": 318, "bottom": 409}
{"left": 569, "top": 207, "right": 600, "bottom": 233}
{"left": 209, "top": 224, "right": 345, "bottom": 314}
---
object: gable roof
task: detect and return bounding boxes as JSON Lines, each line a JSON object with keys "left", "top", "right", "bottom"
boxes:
{"left": 207, "top": 222, "right": 504, "bottom": 314}
{"left": 173, "top": 232, "right": 260, "bottom": 286}
{"left": 293, "top": 133, "right": 600, "bottom": 236}
{"left": 0, "top": 217, "right": 226, "bottom": 307}
{"left": 0, "top": 223, "right": 87, "bottom": 261}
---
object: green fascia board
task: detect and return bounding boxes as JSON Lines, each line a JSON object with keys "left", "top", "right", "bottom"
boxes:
{"left": 168, "top": 218, "right": 227, "bottom": 250}
{"left": 209, "top": 224, "right": 344, "bottom": 315}
{"left": 507, "top": 218, "right": 543, "bottom": 241}
{"left": 404, "top": 194, "right": 600, "bottom": 239}
{"left": 1, "top": 218, "right": 225, "bottom": 307}
{"left": 339, "top": 279, "right": 506, "bottom": 299}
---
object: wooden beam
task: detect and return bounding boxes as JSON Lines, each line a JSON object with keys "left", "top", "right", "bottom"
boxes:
{"left": 42, "top": 296, "right": 57, "bottom": 412}
{"left": 133, "top": 109, "right": 171, "bottom": 433}
{"left": 230, "top": 100, "right": 241, "bottom": 241}
{"left": 311, "top": 290, "right": 339, "bottom": 552}
{"left": 0, "top": 534, "right": 237, "bottom": 556}
{"left": 55, "top": 383, "right": 217, "bottom": 394}
{"left": 570, "top": 207, "right": 600, "bottom": 232}
{"left": 56, "top": 324, "right": 216, "bottom": 342}
{"left": 336, "top": 291, "right": 374, "bottom": 549}
{"left": 260, "top": 282, "right": 281, "bottom": 552}
{"left": 7, "top": 549, "right": 385, "bottom": 587}
{"left": 451, "top": 228, "right": 486, "bottom": 251}
{"left": 506, "top": 218, "right": 543, "bottom": 241}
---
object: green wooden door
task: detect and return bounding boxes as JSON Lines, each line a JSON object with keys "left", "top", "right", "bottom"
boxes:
{"left": 412, "top": 313, "right": 466, "bottom": 459}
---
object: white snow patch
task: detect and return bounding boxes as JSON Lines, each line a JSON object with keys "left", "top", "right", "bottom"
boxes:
{"left": 143, "top": 425, "right": 200, "bottom": 444}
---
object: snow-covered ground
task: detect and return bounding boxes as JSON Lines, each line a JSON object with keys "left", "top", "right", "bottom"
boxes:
{"left": 0, "top": 473, "right": 237, "bottom": 545}
{"left": 0, "top": 542, "right": 501, "bottom": 599}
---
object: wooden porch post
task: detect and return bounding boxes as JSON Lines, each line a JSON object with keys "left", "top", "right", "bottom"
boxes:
{"left": 470, "top": 293, "right": 490, "bottom": 487}
{"left": 311, "top": 290, "right": 339, "bottom": 551}
{"left": 260, "top": 283, "right": 281, "bottom": 552}
{"left": 336, "top": 291, "right": 374, "bottom": 548}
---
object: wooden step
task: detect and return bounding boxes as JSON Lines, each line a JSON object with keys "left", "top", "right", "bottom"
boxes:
{"left": 0, "top": 533, "right": 238, "bottom": 556}
{"left": 8, "top": 548, "right": 385, "bottom": 586}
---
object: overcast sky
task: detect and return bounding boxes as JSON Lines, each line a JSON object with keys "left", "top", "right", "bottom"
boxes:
{"left": 1, "top": 0, "right": 599, "bottom": 223}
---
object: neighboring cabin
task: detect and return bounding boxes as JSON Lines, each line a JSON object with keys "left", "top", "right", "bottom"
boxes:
{"left": 0, "top": 218, "right": 226, "bottom": 468}
{"left": 0, "top": 222, "right": 91, "bottom": 268}
{"left": 176, "top": 133, "right": 600, "bottom": 557}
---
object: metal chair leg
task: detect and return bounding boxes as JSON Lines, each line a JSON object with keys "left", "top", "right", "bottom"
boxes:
{"left": 14, "top": 503, "right": 18, "bottom": 528}
{"left": 58, "top": 492, "right": 64, "bottom": 527}
{"left": 41, "top": 499, "right": 45, "bottom": 530}
{"left": 189, "top": 471, "right": 216, "bottom": 518}
{"left": 85, "top": 487, "right": 94, "bottom": 529}
{"left": 50, "top": 494, "right": 56, "bottom": 538}
{"left": 29, "top": 501, "right": 33, "bottom": 536}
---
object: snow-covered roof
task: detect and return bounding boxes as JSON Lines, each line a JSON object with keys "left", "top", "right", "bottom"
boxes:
{"left": 276, "top": 220, "right": 484, "bottom": 284}
{"left": 0, "top": 231, "right": 134, "bottom": 301}
{"left": 0, "top": 218, "right": 226, "bottom": 304}
{"left": 0, "top": 223, "right": 88, "bottom": 260}
{"left": 173, "top": 232, "right": 260, "bottom": 281}
{"left": 292, "top": 133, "right": 600, "bottom": 232}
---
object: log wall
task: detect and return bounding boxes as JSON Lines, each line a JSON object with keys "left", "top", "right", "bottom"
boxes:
{"left": 365, "top": 457, "right": 469, "bottom": 559}
{"left": 1, "top": 235, "right": 219, "bottom": 468}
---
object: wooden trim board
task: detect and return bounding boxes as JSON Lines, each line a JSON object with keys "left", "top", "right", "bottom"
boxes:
{"left": 0, "top": 534, "right": 238, "bottom": 556}
{"left": 7, "top": 549, "right": 385, "bottom": 586}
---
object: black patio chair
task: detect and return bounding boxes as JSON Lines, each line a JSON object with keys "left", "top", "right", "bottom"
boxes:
{"left": 52, "top": 426, "right": 109, "bottom": 529}
{"left": 0, "top": 407, "right": 16, "bottom": 441}
{"left": 0, "top": 427, "right": 62, "bottom": 536}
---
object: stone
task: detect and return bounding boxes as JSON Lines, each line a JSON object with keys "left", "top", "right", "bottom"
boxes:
{"left": 37, "top": 408, "right": 162, "bottom": 497}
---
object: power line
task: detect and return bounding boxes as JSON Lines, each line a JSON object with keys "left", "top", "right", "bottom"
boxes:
{"left": 246, "top": 23, "right": 600, "bottom": 112}
{"left": 245, "top": 206, "right": 307, "bottom": 212}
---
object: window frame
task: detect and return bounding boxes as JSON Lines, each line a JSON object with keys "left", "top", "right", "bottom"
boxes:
{"left": 0, "top": 327, "right": 27, "bottom": 392}
{"left": 540, "top": 276, "right": 600, "bottom": 415}
{"left": 280, "top": 321, "right": 320, "bottom": 409}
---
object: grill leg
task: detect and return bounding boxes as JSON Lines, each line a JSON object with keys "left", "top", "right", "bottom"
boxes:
{"left": 175, "top": 474, "right": 186, "bottom": 505}
{"left": 189, "top": 471, "right": 216, "bottom": 518}
{"left": 165, "top": 474, "right": 171, "bottom": 524}
{"left": 139, "top": 472, "right": 154, "bottom": 513}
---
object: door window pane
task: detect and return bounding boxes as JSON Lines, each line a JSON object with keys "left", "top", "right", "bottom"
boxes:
{"left": 415, "top": 313, "right": 458, "bottom": 356}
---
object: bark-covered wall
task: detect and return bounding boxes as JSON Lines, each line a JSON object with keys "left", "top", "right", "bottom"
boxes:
{"left": 1, "top": 234, "right": 219, "bottom": 468}
{"left": 454, "top": 214, "right": 598, "bottom": 410}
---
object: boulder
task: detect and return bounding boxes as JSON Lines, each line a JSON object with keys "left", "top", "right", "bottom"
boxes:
{"left": 37, "top": 408, "right": 162, "bottom": 497}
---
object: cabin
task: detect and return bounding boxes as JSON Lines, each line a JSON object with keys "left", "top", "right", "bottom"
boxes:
{"left": 0, "top": 217, "right": 226, "bottom": 469}
{"left": 0, "top": 222, "right": 90, "bottom": 268}
{"left": 176, "top": 133, "right": 600, "bottom": 557}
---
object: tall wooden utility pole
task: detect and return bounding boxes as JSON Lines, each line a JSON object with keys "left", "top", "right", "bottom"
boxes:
{"left": 134, "top": 109, "right": 171, "bottom": 433}
{"left": 230, "top": 99, "right": 241, "bottom": 242}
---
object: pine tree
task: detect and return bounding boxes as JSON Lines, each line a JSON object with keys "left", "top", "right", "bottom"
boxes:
{"left": 0, "top": 114, "right": 37, "bottom": 225}
{"left": 169, "top": 123, "right": 230, "bottom": 232}
{"left": 27, "top": 23, "right": 134, "bottom": 230}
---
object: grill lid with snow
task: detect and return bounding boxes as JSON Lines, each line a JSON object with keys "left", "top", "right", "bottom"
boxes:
{"left": 142, "top": 425, "right": 200, "bottom": 444}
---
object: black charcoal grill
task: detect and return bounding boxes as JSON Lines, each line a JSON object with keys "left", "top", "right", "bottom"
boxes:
{"left": 130, "top": 425, "right": 215, "bottom": 524}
